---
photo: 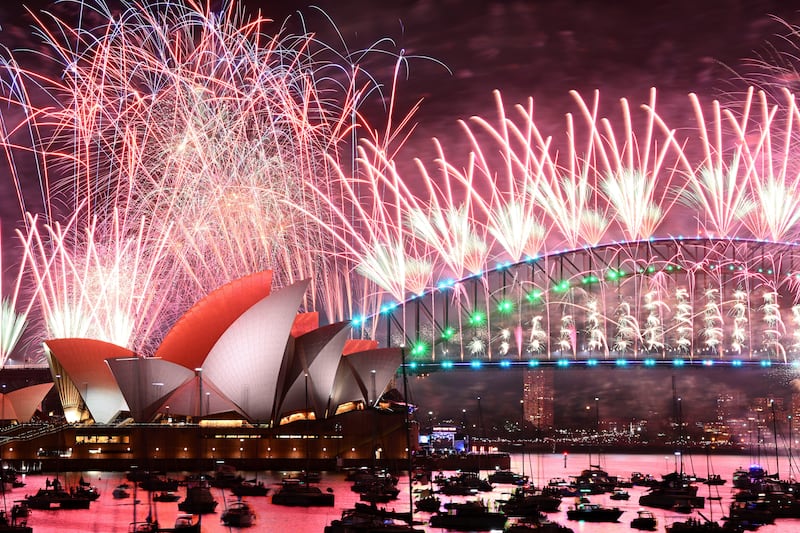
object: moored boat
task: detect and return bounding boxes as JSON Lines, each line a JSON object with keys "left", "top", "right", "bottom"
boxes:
{"left": 0, "top": 504, "right": 31, "bottom": 533}
{"left": 500, "top": 486, "right": 561, "bottom": 516}
{"left": 113, "top": 485, "right": 131, "bottom": 499}
{"left": 24, "top": 481, "right": 92, "bottom": 510}
{"left": 128, "top": 513, "right": 201, "bottom": 533}
{"left": 271, "top": 479, "right": 334, "bottom": 507}
{"left": 565, "top": 502, "right": 622, "bottom": 522}
{"left": 414, "top": 491, "right": 440, "bottom": 513}
{"left": 177, "top": 481, "right": 217, "bottom": 514}
{"left": 609, "top": 488, "right": 630, "bottom": 500}
{"left": 221, "top": 500, "right": 256, "bottom": 527}
{"left": 630, "top": 509, "right": 657, "bottom": 530}
{"left": 230, "top": 480, "right": 269, "bottom": 497}
{"left": 153, "top": 491, "right": 180, "bottom": 502}
{"left": 429, "top": 500, "right": 507, "bottom": 531}
{"left": 325, "top": 507, "right": 423, "bottom": 532}
{"left": 665, "top": 516, "right": 725, "bottom": 532}
{"left": 488, "top": 469, "right": 529, "bottom": 486}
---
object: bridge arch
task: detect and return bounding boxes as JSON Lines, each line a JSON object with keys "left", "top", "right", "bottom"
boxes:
{"left": 356, "top": 237, "right": 800, "bottom": 367}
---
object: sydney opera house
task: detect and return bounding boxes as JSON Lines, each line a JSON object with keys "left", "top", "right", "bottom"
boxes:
{"left": 0, "top": 271, "right": 410, "bottom": 470}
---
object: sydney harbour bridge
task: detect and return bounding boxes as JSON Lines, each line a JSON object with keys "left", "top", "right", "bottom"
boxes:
{"left": 367, "top": 237, "right": 800, "bottom": 371}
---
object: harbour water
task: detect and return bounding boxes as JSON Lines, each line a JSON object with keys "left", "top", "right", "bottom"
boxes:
{"left": 10, "top": 453, "right": 800, "bottom": 532}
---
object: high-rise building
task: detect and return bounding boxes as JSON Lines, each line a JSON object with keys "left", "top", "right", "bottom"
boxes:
{"left": 523, "top": 369, "right": 554, "bottom": 432}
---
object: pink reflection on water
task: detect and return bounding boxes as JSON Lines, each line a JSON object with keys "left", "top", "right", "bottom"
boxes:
{"left": 11, "top": 454, "right": 800, "bottom": 532}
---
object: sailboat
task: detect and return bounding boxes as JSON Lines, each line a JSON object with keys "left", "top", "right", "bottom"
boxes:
{"left": 0, "top": 485, "right": 30, "bottom": 532}
{"left": 128, "top": 469, "right": 201, "bottom": 533}
{"left": 639, "top": 380, "right": 703, "bottom": 512}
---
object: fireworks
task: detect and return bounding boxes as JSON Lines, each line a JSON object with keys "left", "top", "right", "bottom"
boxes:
{"left": 1, "top": 0, "right": 800, "bottom": 364}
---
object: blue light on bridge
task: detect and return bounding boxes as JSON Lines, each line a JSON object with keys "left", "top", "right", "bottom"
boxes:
{"left": 586, "top": 359, "right": 598, "bottom": 367}
{"left": 792, "top": 360, "right": 800, "bottom": 369}
{"left": 499, "top": 360, "right": 511, "bottom": 368}
{"left": 760, "top": 360, "right": 772, "bottom": 367}
{"left": 731, "top": 359, "right": 743, "bottom": 367}
{"left": 379, "top": 302, "right": 398, "bottom": 314}
{"left": 527, "top": 360, "right": 539, "bottom": 367}
{"left": 440, "top": 360, "right": 454, "bottom": 370}
{"left": 557, "top": 359, "right": 570, "bottom": 367}
{"left": 615, "top": 359, "right": 628, "bottom": 367}
{"left": 673, "top": 358, "right": 685, "bottom": 367}
{"left": 470, "top": 360, "right": 482, "bottom": 369}
{"left": 408, "top": 361, "right": 418, "bottom": 370}
{"left": 437, "top": 279, "right": 456, "bottom": 290}
{"left": 702, "top": 359, "right": 714, "bottom": 366}
{"left": 643, "top": 359, "right": 656, "bottom": 367}
{"left": 351, "top": 315, "right": 363, "bottom": 327}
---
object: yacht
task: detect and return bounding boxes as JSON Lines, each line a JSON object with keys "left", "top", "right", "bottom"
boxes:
{"left": 271, "top": 479, "right": 334, "bottom": 507}
{"left": 429, "top": 500, "right": 507, "bottom": 531}
{"left": 221, "top": 500, "right": 256, "bottom": 527}
{"left": 565, "top": 502, "right": 622, "bottom": 522}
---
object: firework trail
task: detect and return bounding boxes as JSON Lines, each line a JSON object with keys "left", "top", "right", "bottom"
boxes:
{"left": 0, "top": 0, "right": 400, "bottom": 357}
{"left": 2, "top": 0, "right": 800, "bottom": 365}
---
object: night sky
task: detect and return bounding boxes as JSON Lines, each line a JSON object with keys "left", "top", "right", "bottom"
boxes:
{"left": 1, "top": 1, "right": 800, "bottom": 423}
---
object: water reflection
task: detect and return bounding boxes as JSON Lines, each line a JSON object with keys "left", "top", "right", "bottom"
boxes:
{"left": 11, "top": 454, "right": 800, "bottom": 532}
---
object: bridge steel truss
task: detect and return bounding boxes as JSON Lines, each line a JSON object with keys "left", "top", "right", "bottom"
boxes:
{"left": 362, "top": 237, "right": 800, "bottom": 367}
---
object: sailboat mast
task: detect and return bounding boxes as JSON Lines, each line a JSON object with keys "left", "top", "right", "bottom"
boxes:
{"left": 400, "top": 347, "right": 414, "bottom": 523}
{"left": 672, "top": 376, "right": 684, "bottom": 474}
{"left": 771, "top": 400, "right": 780, "bottom": 479}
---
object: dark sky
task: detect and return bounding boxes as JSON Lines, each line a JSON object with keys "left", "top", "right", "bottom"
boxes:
{"left": 1, "top": 1, "right": 800, "bottom": 423}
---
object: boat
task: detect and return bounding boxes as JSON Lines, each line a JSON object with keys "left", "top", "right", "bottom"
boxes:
{"left": 74, "top": 482, "right": 100, "bottom": 501}
{"left": 500, "top": 486, "right": 561, "bottom": 516}
{"left": 569, "top": 466, "right": 617, "bottom": 495}
{"left": 0, "top": 505, "right": 31, "bottom": 533}
{"left": 271, "top": 479, "right": 334, "bottom": 507}
{"left": 609, "top": 488, "right": 630, "bottom": 500}
{"left": 152, "top": 491, "right": 181, "bottom": 502}
{"left": 325, "top": 507, "right": 424, "bottom": 532}
{"left": 138, "top": 475, "right": 179, "bottom": 492}
{"left": 665, "top": 516, "right": 725, "bottom": 532}
{"left": 565, "top": 502, "right": 622, "bottom": 522}
{"left": 638, "top": 471, "right": 705, "bottom": 511}
{"left": 630, "top": 509, "right": 657, "bottom": 530}
{"left": 429, "top": 500, "right": 507, "bottom": 531}
{"left": 221, "top": 500, "right": 256, "bottom": 527}
{"left": 177, "top": 480, "right": 217, "bottom": 514}
{"left": 504, "top": 516, "right": 574, "bottom": 532}
{"left": 488, "top": 469, "right": 529, "bottom": 486}
{"left": 208, "top": 464, "right": 243, "bottom": 488}
{"left": 128, "top": 514, "right": 201, "bottom": 533}
{"left": 414, "top": 492, "right": 440, "bottom": 513}
{"left": 230, "top": 480, "right": 269, "bottom": 497}
{"left": 24, "top": 479, "right": 92, "bottom": 510}
{"left": 113, "top": 485, "right": 132, "bottom": 499}
{"left": 437, "top": 471, "right": 493, "bottom": 495}
{"left": 704, "top": 474, "right": 726, "bottom": 486}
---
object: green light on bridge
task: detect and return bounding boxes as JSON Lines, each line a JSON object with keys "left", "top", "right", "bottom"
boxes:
{"left": 497, "top": 299, "right": 514, "bottom": 313}
{"left": 410, "top": 341, "right": 429, "bottom": 357}
{"left": 526, "top": 289, "right": 544, "bottom": 303}
{"left": 468, "top": 311, "right": 486, "bottom": 327}
{"left": 606, "top": 269, "right": 625, "bottom": 281}
{"left": 582, "top": 275, "right": 599, "bottom": 284}
{"left": 552, "top": 280, "right": 570, "bottom": 292}
{"left": 441, "top": 327, "right": 456, "bottom": 340}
